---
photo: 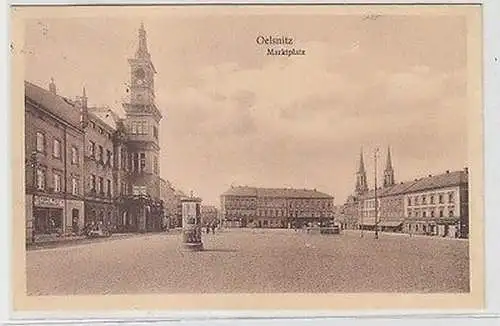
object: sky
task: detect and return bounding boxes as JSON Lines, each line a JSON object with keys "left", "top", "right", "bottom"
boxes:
{"left": 24, "top": 9, "right": 469, "bottom": 206}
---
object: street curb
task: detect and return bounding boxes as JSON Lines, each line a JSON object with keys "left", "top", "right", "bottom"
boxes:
{"left": 25, "top": 232, "right": 176, "bottom": 251}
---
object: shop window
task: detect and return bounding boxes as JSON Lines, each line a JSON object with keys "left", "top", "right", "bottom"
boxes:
{"left": 36, "top": 132, "right": 45, "bottom": 153}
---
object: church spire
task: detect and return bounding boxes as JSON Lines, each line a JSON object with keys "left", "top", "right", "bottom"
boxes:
{"left": 135, "top": 21, "right": 150, "bottom": 60}
{"left": 385, "top": 146, "right": 393, "bottom": 171}
{"left": 383, "top": 146, "right": 395, "bottom": 187}
{"left": 358, "top": 148, "right": 366, "bottom": 173}
{"left": 355, "top": 148, "right": 368, "bottom": 196}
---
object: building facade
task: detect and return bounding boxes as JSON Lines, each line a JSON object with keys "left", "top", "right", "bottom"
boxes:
{"left": 345, "top": 148, "right": 469, "bottom": 238}
{"left": 221, "top": 186, "right": 334, "bottom": 228}
{"left": 25, "top": 80, "right": 86, "bottom": 242}
{"left": 24, "top": 23, "right": 168, "bottom": 240}
{"left": 201, "top": 205, "right": 219, "bottom": 227}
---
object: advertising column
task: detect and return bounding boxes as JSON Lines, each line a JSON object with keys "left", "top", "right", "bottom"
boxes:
{"left": 181, "top": 197, "right": 203, "bottom": 251}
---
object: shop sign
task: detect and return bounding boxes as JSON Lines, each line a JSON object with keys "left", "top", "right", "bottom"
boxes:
{"left": 34, "top": 196, "right": 64, "bottom": 208}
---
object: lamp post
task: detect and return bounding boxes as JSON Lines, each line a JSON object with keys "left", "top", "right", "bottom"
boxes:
{"left": 374, "top": 147, "right": 380, "bottom": 240}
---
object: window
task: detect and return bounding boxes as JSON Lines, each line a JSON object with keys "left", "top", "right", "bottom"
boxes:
{"left": 439, "top": 210, "right": 444, "bottom": 217}
{"left": 153, "top": 126, "right": 158, "bottom": 139}
{"left": 121, "top": 182, "right": 126, "bottom": 195}
{"left": 131, "top": 122, "right": 138, "bottom": 134}
{"left": 36, "top": 168, "right": 46, "bottom": 190}
{"left": 72, "top": 177, "right": 79, "bottom": 195}
{"left": 106, "top": 150, "right": 112, "bottom": 166}
{"left": 140, "top": 153, "right": 146, "bottom": 172}
{"left": 408, "top": 211, "right": 412, "bottom": 217}
{"left": 90, "top": 121, "right": 96, "bottom": 129}
{"left": 430, "top": 195, "right": 434, "bottom": 204}
{"left": 153, "top": 156, "right": 159, "bottom": 175}
{"left": 431, "top": 210, "right": 435, "bottom": 218}
{"left": 89, "top": 141, "right": 95, "bottom": 157}
{"left": 408, "top": 198, "right": 412, "bottom": 206}
{"left": 98, "top": 145, "right": 103, "bottom": 162}
{"left": 53, "top": 173, "right": 62, "bottom": 193}
{"left": 141, "top": 121, "right": 148, "bottom": 135}
{"left": 91, "top": 174, "right": 96, "bottom": 191}
{"left": 98, "top": 127, "right": 104, "bottom": 135}
{"left": 98, "top": 177, "right": 104, "bottom": 194}
{"left": 422, "top": 195, "right": 426, "bottom": 205}
{"left": 53, "top": 139, "right": 61, "bottom": 158}
{"left": 448, "top": 192, "right": 454, "bottom": 204}
{"left": 133, "top": 153, "right": 139, "bottom": 172}
{"left": 439, "top": 194, "right": 444, "bottom": 204}
{"left": 36, "top": 132, "right": 45, "bottom": 153}
{"left": 107, "top": 179, "right": 112, "bottom": 196}
{"left": 121, "top": 148, "right": 127, "bottom": 169}
{"left": 449, "top": 210, "right": 454, "bottom": 217}
{"left": 71, "top": 146, "right": 78, "bottom": 164}
{"left": 422, "top": 211, "right": 427, "bottom": 218}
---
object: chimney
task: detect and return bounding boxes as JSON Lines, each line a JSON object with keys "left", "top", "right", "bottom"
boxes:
{"left": 464, "top": 167, "right": 469, "bottom": 174}
{"left": 48, "top": 77, "right": 57, "bottom": 94}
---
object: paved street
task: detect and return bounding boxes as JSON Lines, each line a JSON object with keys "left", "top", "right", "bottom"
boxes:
{"left": 26, "top": 229, "right": 469, "bottom": 295}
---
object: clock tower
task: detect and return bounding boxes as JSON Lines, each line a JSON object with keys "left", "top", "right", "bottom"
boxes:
{"left": 122, "top": 22, "right": 164, "bottom": 232}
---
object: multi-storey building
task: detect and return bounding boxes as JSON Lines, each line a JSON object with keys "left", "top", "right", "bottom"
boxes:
{"left": 24, "top": 80, "right": 85, "bottom": 241}
{"left": 201, "top": 205, "right": 219, "bottom": 227}
{"left": 346, "top": 148, "right": 469, "bottom": 238}
{"left": 81, "top": 101, "right": 118, "bottom": 228}
{"left": 220, "top": 186, "right": 334, "bottom": 228}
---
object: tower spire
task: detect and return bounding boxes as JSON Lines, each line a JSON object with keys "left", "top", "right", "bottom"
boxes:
{"left": 383, "top": 146, "right": 395, "bottom": 187}
{"left": 385, "top": 146, "right": 393, "bottom": 171}
{"left": 355, "top": 148, "right": 368, "bottom": 195}
{"left": 135, "top": 21, "right": 150, "bottom": 60}
{"left": 358, "top": 148, "right": 366, "bottom": 173}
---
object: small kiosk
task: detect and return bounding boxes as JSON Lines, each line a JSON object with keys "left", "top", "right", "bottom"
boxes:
{"left": 181, "top": 196, "right": 203, "bottom": 251}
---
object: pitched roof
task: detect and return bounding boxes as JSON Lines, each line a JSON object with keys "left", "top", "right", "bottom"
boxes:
{"left": 25, "top": 81, "right": 82, "bottom": 128}
{"left": 406, "top": 170, "right": 468, "bottom": 193}
{"left": 221, "top": 186, "right": 333, "bottom": 199}
{"left": 359, "top": 170, "right": 468, "bottom": 199}
{"left": 88, "top": 107, "right": 118, "bottom": 131}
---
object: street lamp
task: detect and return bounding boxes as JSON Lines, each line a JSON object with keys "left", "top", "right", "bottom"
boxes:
{"left": 374, "top": 147, "right": 380, "bottom": 240}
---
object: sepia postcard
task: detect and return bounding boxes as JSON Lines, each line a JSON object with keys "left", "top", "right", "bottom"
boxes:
{"left": 10, "top": 4, "right": 484, "bottom": 312}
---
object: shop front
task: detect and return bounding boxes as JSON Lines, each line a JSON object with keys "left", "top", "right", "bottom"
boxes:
{"left": 33, "top": 195, "right": 65, "bottom": 235}
{"left": 117, "top": 195, "right": 164, "bottom": 233}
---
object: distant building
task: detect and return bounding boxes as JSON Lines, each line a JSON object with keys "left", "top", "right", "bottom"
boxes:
{"left": 201, "top": 205, "right": 219, "bottom": 226}
{"left": 24, "top": 80, "right": 85, "bottom": 240}
{"left": 345, "top": 147, "right": 469, "bottom": 238}
{"left": 220, "top": 186, "right": 334, "bottom": 228}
